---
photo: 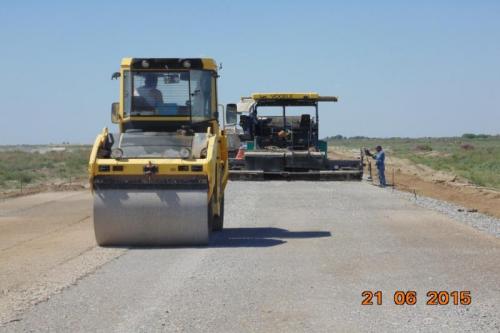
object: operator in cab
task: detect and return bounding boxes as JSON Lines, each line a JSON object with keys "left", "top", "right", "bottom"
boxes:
{"left": 134, "top": 74, "right": 163, "bottom": 107}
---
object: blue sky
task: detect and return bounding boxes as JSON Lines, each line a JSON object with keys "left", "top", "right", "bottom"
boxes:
{"left": 1, "top": 0, "right": 499, "bottom": 144}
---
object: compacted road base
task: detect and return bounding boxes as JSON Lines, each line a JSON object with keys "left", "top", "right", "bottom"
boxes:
{"left": 1, "top": 182, "right": 499, "bottom": 332}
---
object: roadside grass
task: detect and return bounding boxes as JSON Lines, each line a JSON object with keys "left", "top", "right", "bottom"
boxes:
{"left": 0, "top": 146, "right": 91, "bottom": 190}
{"left": 327, "top": 136, "right": 500, "bottom": 190}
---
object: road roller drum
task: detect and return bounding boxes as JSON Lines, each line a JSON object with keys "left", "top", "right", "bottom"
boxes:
{"left": 93, "top": 189, "right": 209, "bottom": 246}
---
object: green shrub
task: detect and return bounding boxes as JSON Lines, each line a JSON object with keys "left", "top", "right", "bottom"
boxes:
{"left": 462, "top": 133, "right": 491, "bottom": 139}
{"left": 415, "top": 144, "right": 432, "bottom": 151}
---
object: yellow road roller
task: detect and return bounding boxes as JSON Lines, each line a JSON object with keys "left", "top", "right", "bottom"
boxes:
{"left": 89, "top": 58, "right": 228, "bottom": 246}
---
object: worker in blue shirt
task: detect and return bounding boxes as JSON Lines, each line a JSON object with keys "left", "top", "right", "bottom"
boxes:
{"left": 366, "top": 145, "right": 386, "bottom": 187}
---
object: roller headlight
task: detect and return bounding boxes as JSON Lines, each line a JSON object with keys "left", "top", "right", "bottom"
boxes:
{"left": 179, "top": 147, "right": 191, "bottom": 159}
{"left": 111, "top": 148, "right": 123, "bottom": 159}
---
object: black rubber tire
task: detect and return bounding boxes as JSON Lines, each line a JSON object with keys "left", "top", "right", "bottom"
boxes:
{"left": 212, "top": 195, "right": 224, "bottom": 231}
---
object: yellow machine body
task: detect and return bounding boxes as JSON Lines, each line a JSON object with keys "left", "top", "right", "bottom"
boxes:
{"left": 89, "top": 58, "right": 228, "bottom": 246}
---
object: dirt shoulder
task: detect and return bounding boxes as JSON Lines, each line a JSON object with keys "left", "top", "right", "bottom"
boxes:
{"left": 0, "top": 181, "right": 87, "bottom": 200}
{"left": 331, "top": 146, "right": 500, "bottom": 219}
{"left": 0, "top": 191, "right": 124, "bottom": 325}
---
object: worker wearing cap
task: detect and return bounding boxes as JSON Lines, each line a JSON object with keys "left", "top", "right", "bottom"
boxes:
{"left": 366, "top": 145, "right": 386, "bottom": 187}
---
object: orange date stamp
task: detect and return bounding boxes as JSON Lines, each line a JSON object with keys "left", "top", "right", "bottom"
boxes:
{"left": 361, "top": 290, "right": 471, "bottom": 305}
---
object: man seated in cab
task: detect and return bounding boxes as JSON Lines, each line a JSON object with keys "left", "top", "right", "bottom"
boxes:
{"left": 135, "top": 74, "right": 163, "bottom": 108}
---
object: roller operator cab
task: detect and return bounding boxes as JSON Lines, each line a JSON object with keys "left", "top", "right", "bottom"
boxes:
{"left": 225, "top": 93, "right": 363, "bottom": 180}
{"left": 89, "top": 58, "right": 228, "bottom": 246}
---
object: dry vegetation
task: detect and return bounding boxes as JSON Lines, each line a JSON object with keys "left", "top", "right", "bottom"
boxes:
{"left": 0, "top": 146, "right": 91, "bottom": 194}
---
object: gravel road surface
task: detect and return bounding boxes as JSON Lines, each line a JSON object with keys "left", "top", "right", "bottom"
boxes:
{"left": 1, "top": 182, "right": 499, "bottom": 332}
